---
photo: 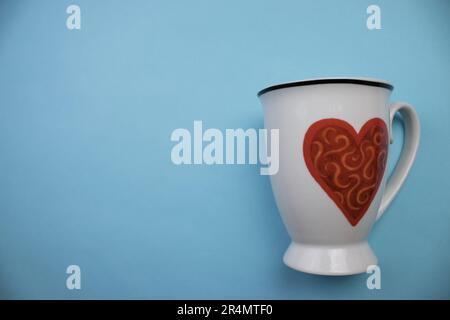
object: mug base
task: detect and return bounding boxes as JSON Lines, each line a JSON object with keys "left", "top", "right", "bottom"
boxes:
{"left": 283, "top": 241, "right": 378, "bottom": 276}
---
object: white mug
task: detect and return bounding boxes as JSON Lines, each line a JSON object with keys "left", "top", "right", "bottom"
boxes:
{"left": 258, "top": 78, "right": 420, "bottom": 275}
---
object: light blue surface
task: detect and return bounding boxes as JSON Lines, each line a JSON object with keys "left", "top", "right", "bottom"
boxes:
{"left": 0, "top": 0, "right": 449, "bottom": 299}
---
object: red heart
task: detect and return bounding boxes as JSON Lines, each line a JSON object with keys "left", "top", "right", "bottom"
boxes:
{"left": 303, "top": 118, "right": 389, "bottom": 226}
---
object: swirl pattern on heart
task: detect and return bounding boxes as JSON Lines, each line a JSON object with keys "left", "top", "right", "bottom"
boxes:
{"left": 303, "top": 118, "right": 389, "bottom": 226}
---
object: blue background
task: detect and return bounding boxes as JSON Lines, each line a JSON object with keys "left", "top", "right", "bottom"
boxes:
{"left": 0, "top": 0, "right": 449, "bottom": 299}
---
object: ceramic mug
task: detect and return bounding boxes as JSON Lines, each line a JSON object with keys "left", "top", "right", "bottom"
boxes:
{"left": 258, "top": 78, "right": 420, "bottom": 275}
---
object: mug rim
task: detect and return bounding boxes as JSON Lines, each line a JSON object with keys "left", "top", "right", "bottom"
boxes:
{"left": 257, "top": 77, "right": 394, "bottom": 97}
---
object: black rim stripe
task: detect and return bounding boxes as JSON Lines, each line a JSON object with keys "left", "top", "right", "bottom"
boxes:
{"left": 257, "top": 79, "right": 394, "bottom": 97}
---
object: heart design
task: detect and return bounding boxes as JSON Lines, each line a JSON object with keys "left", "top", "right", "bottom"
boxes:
{"left": 303, "top": 118, "right": 389, "bottom": 226}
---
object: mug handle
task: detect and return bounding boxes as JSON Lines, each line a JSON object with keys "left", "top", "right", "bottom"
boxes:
{"left": 376, "top": 102, "right": 420, "bottom": 220}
